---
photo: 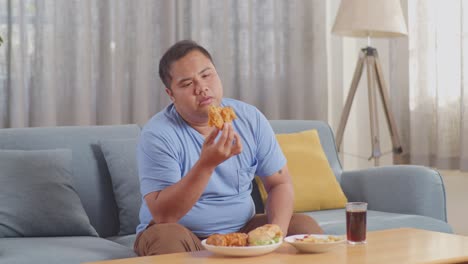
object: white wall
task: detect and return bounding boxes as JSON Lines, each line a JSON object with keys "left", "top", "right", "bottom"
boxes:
{"left": 440, "top": 170, "right": 468, "bottom": 235}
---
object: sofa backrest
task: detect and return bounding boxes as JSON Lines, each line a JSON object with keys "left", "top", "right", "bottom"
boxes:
{"left": 0, "top": 120, "right": 341, "bottom": 237}
{"left": 0, "top": 125, "right": 140, "bottom": 237}
{"left": 269, "top": 120, "right": 343, "bottom": 181}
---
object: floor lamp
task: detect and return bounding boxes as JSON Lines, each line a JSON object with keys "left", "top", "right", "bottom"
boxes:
{"left": 332, "top": 0, "right": 408, "bottom": 166}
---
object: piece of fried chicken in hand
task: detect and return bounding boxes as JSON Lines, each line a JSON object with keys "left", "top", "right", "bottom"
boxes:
{"left": 220, "top": 106, "right": 237, "bottom": 123}
{"left": 208, "top": 105, "right": 237, "bottom": 129}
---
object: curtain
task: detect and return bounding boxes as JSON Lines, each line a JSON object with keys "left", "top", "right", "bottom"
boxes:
{"left": 0, "top": 0, "right": 330, "bottom": 128}
{"left": 407, "top": 0, "right": 468, "bottom": 170}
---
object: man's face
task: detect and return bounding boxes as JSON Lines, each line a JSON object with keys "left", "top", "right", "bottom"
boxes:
{"left": 166, "top": 50, "right": 223, "bottom": 125}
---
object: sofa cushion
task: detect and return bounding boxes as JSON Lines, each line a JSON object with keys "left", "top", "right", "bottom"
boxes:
{"left": 106, "top": 234, "right": 137, "bottom": 249}
{"left": 100, "top": 139, "right": 140, "bottom": 235}
{"left": 0, "top": 236, "right": 137, "bottom": 264}
{"left": 256, "top": 130, "right": 347, "bottom": 212}
{"left": 303, "top": 209, "right": 453, "bottom": 235}
{"left": 0, "top": 125, "right": 141, "bottom": 237}
{"left": 0, "top": 149, "right": 98, "bottom": 237}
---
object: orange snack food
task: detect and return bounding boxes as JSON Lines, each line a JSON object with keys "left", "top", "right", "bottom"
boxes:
{"left": 224, "top": 233, "right": 249, "bottom": 246}
{"left": 205, "top": 224, "right": 282, "bottom": 247}
{"left": 206, "top": 234, "right": 228, "bottom": 246}
{"left": 206, "top": 232, "right": 248, "bottom": 247}
{"left": 208, "top": 105, "right": 237, "bottom": 129}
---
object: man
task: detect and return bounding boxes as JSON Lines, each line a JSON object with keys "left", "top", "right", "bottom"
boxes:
{"left": 134, "top": 40, "right": 323, "bottom": 256}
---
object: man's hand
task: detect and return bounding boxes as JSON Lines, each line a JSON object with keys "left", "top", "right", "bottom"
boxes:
{"left": 145, "top": 123, "right": 242, "bottom": 224}
{"left": 199, "top": 123, "right": 242, "bottom": 168}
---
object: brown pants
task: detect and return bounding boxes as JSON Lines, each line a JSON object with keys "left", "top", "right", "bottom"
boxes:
{"left": 134, "top": 213, "right": 323, "bottom": 256}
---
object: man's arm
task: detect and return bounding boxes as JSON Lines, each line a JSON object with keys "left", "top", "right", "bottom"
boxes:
{"left": 261, "top": 164, "right": 294, "bottom": 235}
{"left": 144, "top": 161, "right": 215, "bottom": 223}
{"left": 145, "top": 123, "right": 242, "bottom": 224}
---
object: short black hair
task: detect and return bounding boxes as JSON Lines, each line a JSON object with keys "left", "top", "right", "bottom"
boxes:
{"left": 159, "top": 40, "right": 213, "bottom": 89}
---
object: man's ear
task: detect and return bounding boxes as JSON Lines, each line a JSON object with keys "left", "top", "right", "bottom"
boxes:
{"left": 165, "top": 88, "right": 175, "bottom": 102}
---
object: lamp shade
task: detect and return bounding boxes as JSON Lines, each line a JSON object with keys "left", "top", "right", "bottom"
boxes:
{"left": 332, "top": 0, "right": 407, "bottom": 38}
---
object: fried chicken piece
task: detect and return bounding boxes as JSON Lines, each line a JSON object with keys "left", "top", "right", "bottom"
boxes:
{"left": 220, "top": 107, "right": 237, "bottom": 123}
{"left": 208, "top": 105, "right": 224, "bottom": 129}
{"left": 206, "top": 232, "right": 248, "bottom": 247}
{"left": 224, "top": 232, "right": 248, "bottom": 246}
{"left": 208, "top": 105, "right": 237, "bottom": 129}
{"left": 206, "top": 234, "right": 228, "bottom": 246}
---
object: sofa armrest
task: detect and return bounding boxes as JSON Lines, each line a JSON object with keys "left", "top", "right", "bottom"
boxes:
{"left": 340, "top": 165, "right": 448, "bottom": 222}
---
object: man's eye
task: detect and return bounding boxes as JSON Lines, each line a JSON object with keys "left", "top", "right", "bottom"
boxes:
{"left": 182, "top": 82, "right": 192, "bottom": 87}
{"left": 202, "top": 74, "right": 210, "bottom": 78}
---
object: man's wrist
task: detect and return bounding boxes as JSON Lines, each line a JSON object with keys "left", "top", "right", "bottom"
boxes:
{"left": 193, "top": 159, "right": 216, "bottom": 176}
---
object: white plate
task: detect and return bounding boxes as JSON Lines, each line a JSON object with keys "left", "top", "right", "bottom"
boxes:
{"left": 284, "top": 234, "right": 346, "bottom": 253}
{"left": 201, "top": 239, "right": 282, "bottom": 257}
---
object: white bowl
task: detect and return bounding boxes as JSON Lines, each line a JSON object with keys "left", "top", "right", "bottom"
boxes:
{"left": 201, "top": 239, "right": 282, "bottom": 257}
{"left": 284, "top": 234, "right": 346, "bottom": 253}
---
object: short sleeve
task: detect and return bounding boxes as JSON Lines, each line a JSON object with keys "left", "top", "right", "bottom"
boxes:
{"left": 137, "top": 130, "right": 182, "bottom": 197}
{"left": 254, "top": 110, "right": 286, "bottom": 177}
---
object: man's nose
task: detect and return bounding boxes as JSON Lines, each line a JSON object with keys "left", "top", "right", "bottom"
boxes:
{"left": 194, "top": 81, "right": 208, "bottom": 95}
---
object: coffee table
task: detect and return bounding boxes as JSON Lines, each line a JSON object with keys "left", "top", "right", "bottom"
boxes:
{"left": 85, "top": 228, "right": 468, "bottom": 264}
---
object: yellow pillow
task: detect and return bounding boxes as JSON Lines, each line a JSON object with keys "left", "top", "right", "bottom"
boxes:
{"left": 255, "top": 129, "right": 347, "bottom": 212}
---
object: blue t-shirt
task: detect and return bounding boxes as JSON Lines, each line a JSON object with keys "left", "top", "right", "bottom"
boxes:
{"left": 136, "top": 98, "right": 286, "bottom": 237}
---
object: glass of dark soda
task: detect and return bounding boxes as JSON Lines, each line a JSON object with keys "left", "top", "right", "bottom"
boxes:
{"left": 346, "top": 202, "right": 367, "bottom": 244}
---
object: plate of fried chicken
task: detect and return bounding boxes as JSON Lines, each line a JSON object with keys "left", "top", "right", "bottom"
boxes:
{"left": 201, "top": 224, "right": 283, "bottom": 257}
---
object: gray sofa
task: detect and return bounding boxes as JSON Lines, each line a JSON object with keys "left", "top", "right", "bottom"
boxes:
{"left": 0, "top": 120, "right": 452, "bottom": 264}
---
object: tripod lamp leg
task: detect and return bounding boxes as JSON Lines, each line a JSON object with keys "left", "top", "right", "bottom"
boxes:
{"left": 366, "top": 54, "right": 381, "bottom": 166}
{"left": 336, "top": 51, "right": 366, "bottom": 152}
